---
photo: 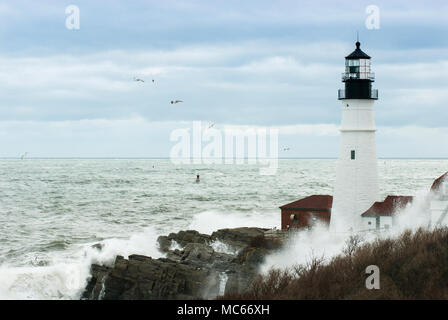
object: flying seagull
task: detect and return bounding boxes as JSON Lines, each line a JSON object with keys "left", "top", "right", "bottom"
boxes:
{"left": 283, "top": 147, "right": 290, "bottom": 151}
{"left": 134, "top": 77, "right": 145, "bottom": 82}
{"left": 171, "top": 100, "right": 183, "bottom": 104}
{"left": 20, "top": 152, "right": 28, "bottom": 160}
{"left": 208, "top": 123, "right": 215, "bottom": 129}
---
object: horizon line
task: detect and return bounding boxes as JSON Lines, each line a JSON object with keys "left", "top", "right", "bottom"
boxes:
{"left": 1, "top": 157, "right": 448, "bottom": 160}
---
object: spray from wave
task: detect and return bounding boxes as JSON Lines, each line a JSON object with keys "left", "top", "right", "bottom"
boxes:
{"left": 0, "top": 226, "right": 163, "bottom": 300}
{"left": 260, "top": 188, "right": 439, "bottom": 274}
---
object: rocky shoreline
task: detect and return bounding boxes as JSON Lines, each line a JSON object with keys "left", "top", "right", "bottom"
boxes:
{"left": 82, "top": 227, "right": 285, "bottom": 300}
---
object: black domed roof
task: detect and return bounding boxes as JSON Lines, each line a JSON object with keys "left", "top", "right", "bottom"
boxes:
{"left": 345, "top": 41, "right": 371, "bottom": 60}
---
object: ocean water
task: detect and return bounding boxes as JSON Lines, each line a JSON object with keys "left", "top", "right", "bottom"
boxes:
{"left": 0, "top": 158, "right": 447, "bottom": 299}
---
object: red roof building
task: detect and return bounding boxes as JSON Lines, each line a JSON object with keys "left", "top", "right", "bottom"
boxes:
{"left": 361, "top": 196, "right": 414, "bottom": 217}
{"left": 360, "top": 196, "right": 413, "bottom": 230}
{"left": 279, "top": 195, "right": 332, "bottom": 231}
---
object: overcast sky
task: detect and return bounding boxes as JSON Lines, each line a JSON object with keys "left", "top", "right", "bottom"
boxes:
{"left": 0, "top": 0, "right": 447, "bottom": 158}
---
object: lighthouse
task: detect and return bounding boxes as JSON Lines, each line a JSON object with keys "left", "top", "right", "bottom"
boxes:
{"left": 330, "top": 41, "right": 379, "bottom": 232}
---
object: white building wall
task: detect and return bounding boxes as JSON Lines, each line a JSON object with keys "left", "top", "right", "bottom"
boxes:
{"left": 380, "top": 216, "right": 393, "bottom": 230}
{"left": 363, "top": 217, "right": 376, "bottom": 230}
{"left": 331, "top": 99, "right": 379, "bottom": 232}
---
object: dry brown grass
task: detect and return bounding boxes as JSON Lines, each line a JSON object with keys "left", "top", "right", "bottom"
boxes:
{"left": 220, "top": 227, "right": 448, "bottom": 300}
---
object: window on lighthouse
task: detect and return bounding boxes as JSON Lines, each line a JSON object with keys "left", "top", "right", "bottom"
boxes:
{"left": 351, "top": 150, "right": 356, "bottom": 160}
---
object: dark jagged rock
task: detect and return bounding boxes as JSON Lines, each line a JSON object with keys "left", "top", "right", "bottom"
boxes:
{"left": 81, "top": 264, "right": 111, "bottom": 300}
{"left": 237, "top": 246, "right": 271, "bottom": 266}
{"left": 211, "top": 227, "right": 269, "bottom": 250}
{"left": 157, "top": 230, "right": 211, "bottom": 252}
{"left": 94, "top": 255, "right": 220, "bottom": 300}
{"left": 82, "top": 227, "right": 285, "bottom": 300}
{"left": 157, "top": 236, "right": 172, "bottom": 253}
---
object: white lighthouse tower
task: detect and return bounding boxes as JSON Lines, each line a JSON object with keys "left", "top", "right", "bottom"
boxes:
{"left": 330, "top": 41, "right": 379, "bottom": 232}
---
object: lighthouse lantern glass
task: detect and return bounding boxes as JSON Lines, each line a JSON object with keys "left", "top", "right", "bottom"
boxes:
{"left": 344, "top": 58, "right": 371, "bottom": 80}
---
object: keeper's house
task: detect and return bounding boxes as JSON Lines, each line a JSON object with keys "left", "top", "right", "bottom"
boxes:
{"left": 279, "top": 195, "right": 332, "bottom": 230}
{"left": 361, "top": 196, "right": 414, "bottom": 231}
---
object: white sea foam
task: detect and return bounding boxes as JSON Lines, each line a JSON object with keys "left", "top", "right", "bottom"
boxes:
{"left": 0, "top": 226, "right": 162, "bottom": 300}
{"left": 0, "top": 263, "right": 88, "bottom": 300}
{"left": 218, "top": 272, "right": 229, "bottom": 296}
{"left": 260, "top": 223, "right": 349, "bottom": 273}
{"left": 210, "top": 240, "right": 239, "bottom": 255}
{"left": 169, "top": 240, "right": 183, "bottom": 251}
{"left": 85, "top": 226, "right": 164, "bottom": 266}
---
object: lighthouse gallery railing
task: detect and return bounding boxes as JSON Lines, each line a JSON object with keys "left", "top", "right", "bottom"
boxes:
{"left": 342, "top": 72, "right": 375, "bottom": 81}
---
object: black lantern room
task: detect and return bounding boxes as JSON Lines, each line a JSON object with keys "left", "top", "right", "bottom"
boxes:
{"left": 338, "top": 42, "right": 378, "bottom": 100}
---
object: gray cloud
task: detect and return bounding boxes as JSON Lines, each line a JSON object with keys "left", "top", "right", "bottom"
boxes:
{"left": 0, "top": 42, "right": 447, "bottom": 127}
{"left": 0, "top": 0, "right": 447, "bottom": 157}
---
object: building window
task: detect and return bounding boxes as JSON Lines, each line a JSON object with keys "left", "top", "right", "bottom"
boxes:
{"left": 312, "top": 215, "right": 318, "bottom": 226}
{"left": 368, "top": 221, "right": 372, "bottom": 225}
{"left": 291, "top": 214, "right": 299, "bottom": 225}
{"left": 351, "top": 150, "right": 356, "bottom": 160}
